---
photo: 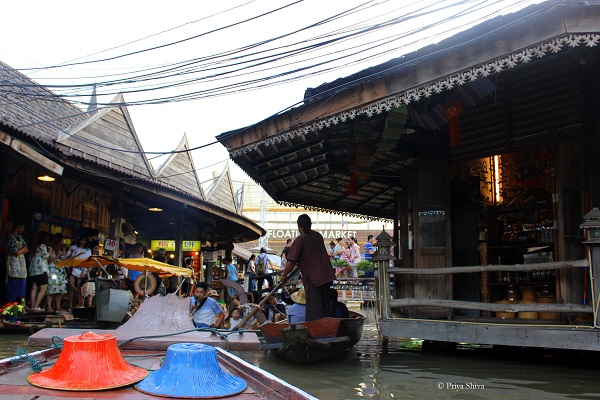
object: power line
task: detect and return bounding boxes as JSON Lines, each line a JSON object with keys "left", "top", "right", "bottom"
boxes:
{"left": 2, "top": 0, "right": 514, "bottom": 108}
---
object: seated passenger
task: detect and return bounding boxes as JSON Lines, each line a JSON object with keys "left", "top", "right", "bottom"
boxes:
{"left": 287, "top": 289, "right": 307, "bottom": 324}
{"left": 227, "top": 307, "right": 249, "bottom": 330}
{"left": 329, "top": 288, "right": 350, "bottom": 318}
{"left": 189, "top": 282, "right": 224, "bottom": 328}
{"left": 263, "top": 295, "right": 287, "bottom": 323}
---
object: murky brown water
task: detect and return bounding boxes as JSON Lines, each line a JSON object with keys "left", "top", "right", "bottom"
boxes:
{"left": 2, "top": 308, "right": 598, "bottom": 399}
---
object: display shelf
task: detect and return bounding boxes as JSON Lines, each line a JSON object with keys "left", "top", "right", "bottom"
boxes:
{"left": 489, "top": 281, "right": 555, "bottom": 286}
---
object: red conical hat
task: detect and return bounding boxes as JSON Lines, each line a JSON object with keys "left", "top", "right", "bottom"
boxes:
{"left": 27, "top": 332, "right": 148, "bottom": 391}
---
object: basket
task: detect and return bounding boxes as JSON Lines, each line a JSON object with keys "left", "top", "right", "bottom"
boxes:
{"left": 517, "top": 300, "right": 538, "bottom": 319}
{"left": 537, "top": 297, "right": 559, "bottom": 320}
{"left": 494, "top": 300, "right": 515, "bottom": 319}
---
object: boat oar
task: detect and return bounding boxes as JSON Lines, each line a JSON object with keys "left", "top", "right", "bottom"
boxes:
{"left": 232, "top": 266, "right": 298, "bottom": 330}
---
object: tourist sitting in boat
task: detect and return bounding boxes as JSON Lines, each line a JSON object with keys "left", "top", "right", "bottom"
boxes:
{"left": 189, "top": 282, "right": 225, "bottom": 329}
{"left": 287, "top": 289, "right": 307, "bottom": 324}
{"left": 263, "top": 295, "right": 287, "bottom": 323}
{"left": 329, "top": 288, "right": 350, "bottom": 319}
{"left": 226, "top": 307, "right": 252, "bottom": 330}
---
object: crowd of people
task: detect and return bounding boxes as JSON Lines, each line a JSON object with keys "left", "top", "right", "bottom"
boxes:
{"left": 2, "top": 213, "right": 374, "bottom": 327}
{"left": 3, "top": 219, "right": 103, "bottom": 313}
{"left": 188, "top": 284, "right": 349, "bottom": 330}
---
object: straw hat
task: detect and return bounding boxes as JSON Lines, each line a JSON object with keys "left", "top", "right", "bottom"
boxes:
{"left": 135, "top": 343, "right": 247, "bottom": 398}
{"left": 207, "top": 290, "right": 218, "bottom": 297}
{"left": 291, "top": 289, "right": 306, "bottom": 305}
{"left": 27, "top": 332, "right": 147, "bottom": 391}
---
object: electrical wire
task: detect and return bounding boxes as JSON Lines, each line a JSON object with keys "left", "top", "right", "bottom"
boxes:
{"left": 0, "top": 0, "right": 544, "bottom": 171}
{"left": 1, "top": 0, "right": 519, "bottom": 107}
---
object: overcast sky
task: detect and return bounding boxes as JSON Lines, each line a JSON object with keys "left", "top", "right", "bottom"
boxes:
{"left": 1, "top": 0, "right": 545, "bottom": 187}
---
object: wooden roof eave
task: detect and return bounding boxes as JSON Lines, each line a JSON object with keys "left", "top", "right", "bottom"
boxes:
{"left": 218, "top": 3, "right": 600, "bottom": 157}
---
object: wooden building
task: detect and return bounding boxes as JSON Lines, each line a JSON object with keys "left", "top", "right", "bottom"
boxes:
{"left": 0, "top": 59, "right": 264, "bottom": 283}
{"left": 217, "top": 1, "right": 600, "bottom": 350}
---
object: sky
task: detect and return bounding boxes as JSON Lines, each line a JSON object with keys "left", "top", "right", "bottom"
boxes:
{"left": 0, "top": 0, "right": 545, "bottom": 188}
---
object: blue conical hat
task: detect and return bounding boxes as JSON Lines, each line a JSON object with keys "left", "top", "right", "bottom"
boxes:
{"left": 135, "top": 343, "right": 247, "bottom": 398}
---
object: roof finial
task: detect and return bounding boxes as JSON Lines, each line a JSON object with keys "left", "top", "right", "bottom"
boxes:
{"left": 87, "top": 83, "right": 98, "bottom": 115}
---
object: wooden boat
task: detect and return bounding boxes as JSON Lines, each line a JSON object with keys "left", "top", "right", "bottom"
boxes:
{"left": 260, "top": 311, "right": 366, "bottom": 364}
{"left": 0, "top": 346, "right": 316, "bottom": 400}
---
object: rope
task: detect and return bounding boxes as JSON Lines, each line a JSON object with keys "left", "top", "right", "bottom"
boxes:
{"left": 50, "top": 336, "right": 64, "bottom": 349}
{"left": 14, "top": 347, "right": 43, "bottom": 373}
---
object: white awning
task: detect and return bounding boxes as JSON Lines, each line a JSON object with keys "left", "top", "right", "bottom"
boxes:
{"left": 233, "top": 244, "right": 253, "bottom": 261}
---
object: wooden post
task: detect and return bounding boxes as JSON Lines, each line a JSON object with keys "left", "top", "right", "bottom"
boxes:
{"left": 109, "top": 185, "right": 123, "bottom": 258}
{"left": 588, "top": 247, "right": 600, "bottom": 328}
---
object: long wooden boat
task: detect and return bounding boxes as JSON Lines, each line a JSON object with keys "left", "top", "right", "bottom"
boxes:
{"left": 0, "top": 346, "right": 316, "bottom": 400}
{"left": 260, "top": 311, "right": 366, "bottom": 364}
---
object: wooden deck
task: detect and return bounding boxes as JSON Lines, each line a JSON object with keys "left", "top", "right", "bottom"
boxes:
{"left": 379, "top": 317, "right": 600, "bottom": 351}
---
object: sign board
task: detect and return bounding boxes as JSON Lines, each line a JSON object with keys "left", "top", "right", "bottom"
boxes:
{"left": 150, "top": 240, "right": 201, "bottom": 252}
{"left": 182, "top": 241, "right": 201, "bottom": 251}
{"left": 204, "top": 251, "right": 216, "bottom": 262}
{"left": 151, "top": 240, "right": 176, "bottom": 251}
{"left": 104, "top": 238, "right": 118, "bottom": 252}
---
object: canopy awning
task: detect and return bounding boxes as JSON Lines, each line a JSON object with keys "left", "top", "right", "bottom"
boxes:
{"left": 56, "top": 256, "right": 193, "bottom": 277}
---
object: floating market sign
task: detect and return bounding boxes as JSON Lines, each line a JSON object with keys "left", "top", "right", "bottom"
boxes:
{"left": 267, "top": 230, "right": 358, "bottom": 239}
{"left": 150, "top": 240, "right": 201, "bottom": 252}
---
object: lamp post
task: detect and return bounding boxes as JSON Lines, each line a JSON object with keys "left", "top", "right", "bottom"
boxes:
{"left": 580, "top": 208, "right": 600, "bottom": 328}
{"left": 373, "top": 229, "right": 395, "bottom": 320}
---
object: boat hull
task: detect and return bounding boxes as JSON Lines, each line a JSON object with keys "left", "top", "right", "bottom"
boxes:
{"left": 260, "top": 311, "right": 366, "bottom": 363}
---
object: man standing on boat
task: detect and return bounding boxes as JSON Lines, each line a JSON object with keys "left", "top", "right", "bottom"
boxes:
{"left": 280, "top": 214, "right": 336, "bottom": 321}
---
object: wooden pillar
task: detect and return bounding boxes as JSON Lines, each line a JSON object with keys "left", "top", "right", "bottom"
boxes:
{"left": 0, "top": 152, "right": 7, "bottom": 226}
{"left": 588, "top": 246, "right": 600, "bottom": 328}
{"left": 108, "top": 185, "right": 123, "bottom": 258}
{"left": 175, "top": 211, "right": 183, "bottom": 268}
{"left": 205, "top": 227, "right": 216, "bottom": 287}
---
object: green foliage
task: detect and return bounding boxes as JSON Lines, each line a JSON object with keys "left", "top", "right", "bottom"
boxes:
{"left": 332, "top": 259, "right": 350, "bottom": 269}
{"left": 355, "top": 260, "right": 374, "bottom": 271}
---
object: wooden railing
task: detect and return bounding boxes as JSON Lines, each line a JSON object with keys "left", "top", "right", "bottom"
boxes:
{"left": 376, "top": 259, "right": 593, "bottom": 318}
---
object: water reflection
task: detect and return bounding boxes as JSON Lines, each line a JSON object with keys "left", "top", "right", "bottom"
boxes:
{"left": 1, "top": 309, "right": 599, "bottom": 399}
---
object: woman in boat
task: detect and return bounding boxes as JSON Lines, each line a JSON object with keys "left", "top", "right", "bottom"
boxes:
{"left": 287, "top": 289, "right": 307, "bottom": 323}
{"left": 263, "top": 295, "right": 286, "bottom": 323}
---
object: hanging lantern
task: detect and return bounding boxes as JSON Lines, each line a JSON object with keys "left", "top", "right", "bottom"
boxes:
{"left": 444, "top": 98, "right": 463, "bottom": 146}
{"left": 346, "top": 161, "right": 358, "bottom": 195}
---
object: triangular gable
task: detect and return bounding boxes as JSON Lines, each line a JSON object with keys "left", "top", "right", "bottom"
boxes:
{"left": 58, "top": 93, "right": 154, "bottom": 178}
{"left": 154, "top": 134, "right": 205, "bottom": 200}
{"left": 206, "top": 162, "right": 238, "bottom": 214}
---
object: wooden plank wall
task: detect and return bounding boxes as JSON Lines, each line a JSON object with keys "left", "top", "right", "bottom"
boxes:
{"left": 5, "top": 164, "right": 110, "bottom": 236}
